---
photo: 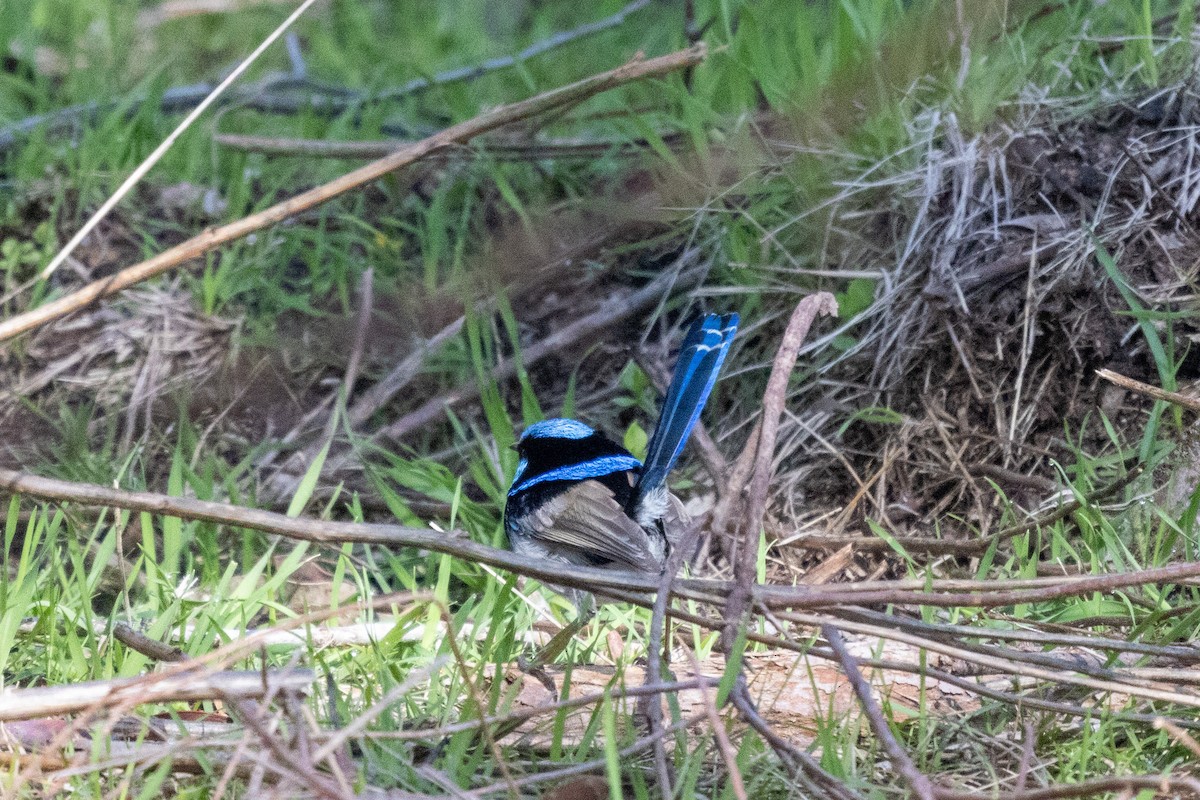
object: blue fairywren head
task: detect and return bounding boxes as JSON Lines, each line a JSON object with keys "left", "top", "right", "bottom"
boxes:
{"left": 511, "top": 418, "right": 641, "bottom": 495}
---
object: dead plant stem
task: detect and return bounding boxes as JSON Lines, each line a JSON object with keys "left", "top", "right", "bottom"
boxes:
{"left": 822, "top": 624, "right": 936, "bottom": 800}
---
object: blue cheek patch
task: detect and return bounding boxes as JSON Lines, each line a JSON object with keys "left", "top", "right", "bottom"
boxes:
{"left": 512, "top": 457, "right": 528, "bottom": 485}
{"left": 509, "top": 454, "right": 642, "bottom": 496}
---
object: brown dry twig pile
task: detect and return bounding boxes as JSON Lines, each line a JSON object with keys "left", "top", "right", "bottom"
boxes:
{"left": 750, "top": 80, "right": 1200, "bottom": 582}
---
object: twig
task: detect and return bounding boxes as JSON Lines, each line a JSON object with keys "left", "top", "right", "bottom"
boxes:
{"left": 1097, "top": 368, "right": 1200, "bottom": 413}
{"left": 5, "top": 466, "right": 1200, "bottom": 612}
{"left": 40, "top": 0, "right": 320, "bottom": 280}
{"left": 821, "top": 624, "right": 936, "bottom": 800}
{"left": 707, "top": 416, "right": 761, "bottom": 560}
{"left": 933, "top": 775, "right": 1200, "bottom": 800}
{"left": 227, "top": 695, "right": 352, "bottom": 800}
{"left": 687, "top": 651, "right": 746, "bottom": 800}
{"left": 840, "top": 607, "right": 1200, "bottom": 662}
{"left": 0, "top": 44, "right": 707, "bottom": 343}
{"left": 707, "top": 294, "right": 847, "bottom": 800}
{"left": 988, "top": 464, "right": 1145, "bottom": 545}
{"left": 214, "top": 132, "right": 682, "bottom": 160}
{"left": 342, "top": 267, "right": 374, "bottom": 407}
{"left": 1154, "top": 717, "right": 1200, "bottom": 760}
{"left": 607, "top": 590, "right": 1200, "bottom": 730}
{"left": 475, "top": 713, "right": 709, "bottom": 795}
{"left": 372, "top": 255, "right": 707, "bottom": 443}
{"left": 723, "top": 293, "right": 837, "bottom": 649}
{"left": 794, "top": 612, "right": 1200, "bottom": 710}
{"left": 0, "top": 0, "right": 659, "bottom": 153}
{"left": 785, "top": 463, "right": 1146, "bottom": 555}
{"left": 643, "top": 521, "right": 696, "bottom": 797}
{"left": 267, "top": 221, "right": 641, "bottom": 496}
{"left": 1015, "top": 720, "right": 1036, "bottom": 794}
{"left": 434, "top": 601, "right": 520, "bottom": 800}
{"left": 383, "top": 678, "right": 715, "bottom": 743}
{"left": 309, "top": 656, "right": 449, "bottom": 762}
{"left": 0, "top": 669, "right": 313, "bottom": 722}
{"left": 372, "top": 0, "right": 656, "bottom": 104}
{"left": 729, "top": 680, "right": 861, "bottom": 800}
{"left": 112, "top": 623, "right": 189, "bottom": 663}
{"left": 312, "top": 266, "right": 374, "bottom": 447}
{"left": 348, "top": 315, "right": 466, "bottom": 429}
{"left": 752, "top": 562, "right": 1200, "bottom": 611}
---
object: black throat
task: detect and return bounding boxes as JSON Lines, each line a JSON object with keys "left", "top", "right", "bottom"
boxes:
{"left": 511, "top": 431, "right": 639, "bottom": 506}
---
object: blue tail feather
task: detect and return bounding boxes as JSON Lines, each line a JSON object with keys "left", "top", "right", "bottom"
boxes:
{"left": 634, "top": 313, "right": 738, "bottom": 497}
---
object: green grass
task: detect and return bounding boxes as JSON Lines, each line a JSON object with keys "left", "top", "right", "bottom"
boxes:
{"left": 3, "top": 0, "right": 1200, "bottom": 797}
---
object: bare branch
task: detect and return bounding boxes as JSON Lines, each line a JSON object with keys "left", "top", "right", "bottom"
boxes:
{"left": 0, "top": 670, "right": 313, "bottom": 722}
{"left": 0, "top": 44, "right": 706, "bottom": 343}
{"left": 4, "top": 466, "right": 1200, "bottom": 612}
{"left": 822, "top": 624, "right": 936, "bottom": 800}
{"left": 723, "top": 292, "right": 837, "bottom": 650}
{"left": 1097, "top": 368, "right": 1200, "bottom": 414}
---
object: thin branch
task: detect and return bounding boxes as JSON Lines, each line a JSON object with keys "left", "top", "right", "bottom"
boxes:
{"left": 375, "top": 678, "right": 715, "bottom": 743}
{"left": 821, "top": 624, "right": 936, "bottom": 800}
{"left": 347, "top": 315, "right": 467, "bottom": 430}
{"left": 113, "top": 623, "right": 189, "bottom": 663}
{"left": 309, "top": 656, "right": 449, "bottom": 762}
{"left": 213, "top": 132, "right": 682, "bottom": 160}
{"left": 477, "top": 713, "right": 708, "bottom": 794}
{"left": 729, "top": 680, "right": 861, "bottom": 800}
{"left": 342, "top": 267, "right": 374, "bottom": 407}
{"left": 783, "top": 463, "right": 1145, "bottom": 555}
{"left": 0, "top": 44, "right": 707, "bottom": 343}
{"left": 687, "top": 651, "right": 746, "bottom": 800}
{"left": 599, "top": 589, "right": 1200, "bottom": 730}
{"left": 433, "top": 600, "right": 520, "bottom": 800}
{"left": 723, "top": 293, "right": 837, "bottom": 649}
{"left": 787, "top": 610, "right": 1200, "bottom": 710}
{"left": 0, "top": 0, "right": 659, "bottom": 153}
{"left": 278, "top": 225, "right": 651, "bottom": 490}
{"left": 644, "top": 519, "right": 697, "bottom": 797}
{"left": 226, "top": 695, "right": 353, "bottom": 800}
{"left": 5, "top": 466, "right": 1200, "bottom": 613}
{"left": 372, "top": 255, "right": 707, "bottom": 444}
{"left": 1015, "top": 721, "right": 1036, "bottom": 794}
{"left": 0, "top": 669, "right": 313, "bottom": 722}
{"left": 1154, "top": 718, "right": 1200, "bottom": 760}
{"left": 1097, "top": 368, "right": 1200, "bottom": 413}
{"left": 370, "top": 0, "right": 655, "bottom": 103}
{"left": 840, "top": 607, "right": 1200, "bottom": 662}
{"left": 40, "top": 0, "right": 320, "bottom": 280}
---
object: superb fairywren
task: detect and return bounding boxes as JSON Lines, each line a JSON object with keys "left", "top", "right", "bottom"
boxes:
{"left": 504, "top": 313, "right": 739, "bottom": 588}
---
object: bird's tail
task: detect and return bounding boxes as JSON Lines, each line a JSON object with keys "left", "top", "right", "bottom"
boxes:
{"left": 633, "top": 312, "right": 739, "bottom": 500}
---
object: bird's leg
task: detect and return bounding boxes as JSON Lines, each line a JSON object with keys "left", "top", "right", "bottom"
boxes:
{"left": 518, "top": 592, "right": 596, "bottom": 692}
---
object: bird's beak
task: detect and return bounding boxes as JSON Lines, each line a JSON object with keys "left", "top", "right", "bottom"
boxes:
{"left": 509, "top": 443, "right": 519, "bottom": 452}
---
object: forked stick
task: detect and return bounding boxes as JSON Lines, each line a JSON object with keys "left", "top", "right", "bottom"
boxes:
{"left": 721, "top": 293, "right": 837, "bottom": 648}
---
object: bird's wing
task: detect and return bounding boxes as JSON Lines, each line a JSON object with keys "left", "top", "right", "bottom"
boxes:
{"left": 529, "top": 480, "right": 662, "bottom": 573}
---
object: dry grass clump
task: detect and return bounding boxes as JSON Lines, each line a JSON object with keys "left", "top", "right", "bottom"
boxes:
{"left": 0, "top": 285, "right": 237, "bottom": 447}
{"left": 768, "top": 79, "right": 1200, "bottom": 550}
